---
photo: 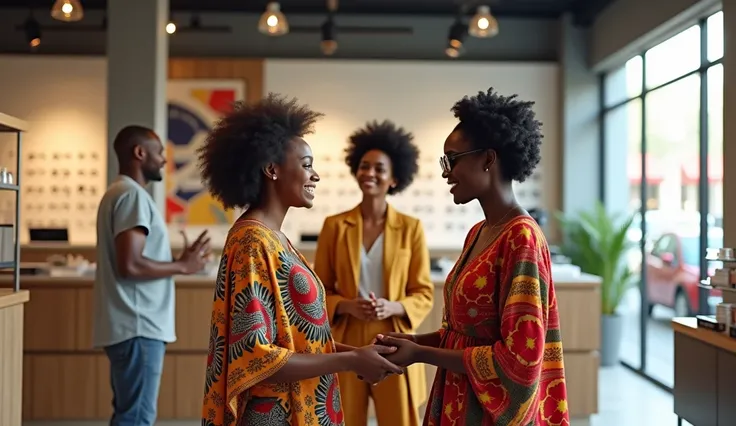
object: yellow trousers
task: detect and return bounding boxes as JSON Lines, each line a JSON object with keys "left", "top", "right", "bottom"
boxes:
{"left": 338, "top": 317, "right": 420, "bottom": 426}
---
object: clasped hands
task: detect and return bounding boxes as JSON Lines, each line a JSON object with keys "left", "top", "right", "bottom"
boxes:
{"left": 353, "top": 332, "right": 420, "bottom": 386}
{"left": 342, "top": 292, "right": 405, "bottom": 321}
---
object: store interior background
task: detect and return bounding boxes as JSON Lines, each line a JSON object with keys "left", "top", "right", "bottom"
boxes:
{"left": 0, "top": 0, "right": 732, "bottom": 425}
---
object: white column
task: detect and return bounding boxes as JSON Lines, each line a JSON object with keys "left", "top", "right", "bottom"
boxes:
{"left": 560, "top": 13, "right": 601, "bottom": 216}
{"left": 106, "top": 0, "right": 169, "bottom": 213}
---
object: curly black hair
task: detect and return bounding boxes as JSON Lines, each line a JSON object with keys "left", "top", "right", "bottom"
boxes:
{"left": 344, "top": 120, "right": 420, "bottom": 195}
{"left": 451, "top": 87, "right": 542, "bottom": 182}
{"left": 197, "top": 93, "right": 324, "bottom": 209}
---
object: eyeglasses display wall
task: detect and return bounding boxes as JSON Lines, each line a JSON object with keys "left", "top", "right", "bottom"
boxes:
{"left": 282, "top": 151, "right": 543, "bottom": 249}
{"left": 11, "top": 148, "right": 105, "bottom": 244}
{"left": 1, "top": 145, "right": 542, "bottom": 249}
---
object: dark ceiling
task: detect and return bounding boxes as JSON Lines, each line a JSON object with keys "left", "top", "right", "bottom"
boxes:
{"left": 3, "top": 0, "right": 615, "bottom": 25}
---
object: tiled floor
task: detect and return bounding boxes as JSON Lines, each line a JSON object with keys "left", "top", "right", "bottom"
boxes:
{"left": 24, "top": 365, "right": 691, "bottom": 426}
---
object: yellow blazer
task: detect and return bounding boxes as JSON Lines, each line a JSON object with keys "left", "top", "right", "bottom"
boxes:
{"left": 313, "top": 204, "right": 434, "bottom": 406}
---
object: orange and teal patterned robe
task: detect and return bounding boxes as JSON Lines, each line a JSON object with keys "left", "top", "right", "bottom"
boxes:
{"left": 202, "top": 219, "right": 345, "bottom": 426}
{"left": 424, "top": 216, "right": 569, "bottom": 426}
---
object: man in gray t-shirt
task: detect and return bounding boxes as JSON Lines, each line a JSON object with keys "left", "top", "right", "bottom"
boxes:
{"left": 93, "top": 125, "right": 210, "bottom": 426}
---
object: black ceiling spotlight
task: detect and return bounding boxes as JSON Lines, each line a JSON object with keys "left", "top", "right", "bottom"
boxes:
{"left": 445, "top": 18, "right": 467, "bottom": 58}
{"left": 177, "top": 14, "right": 232, "bottom": 33}
{"left": 320, "top": 15, "right": 337, "bottom": 56}
{"left": 24, "top": 15, "right": 41, "bottom": 50}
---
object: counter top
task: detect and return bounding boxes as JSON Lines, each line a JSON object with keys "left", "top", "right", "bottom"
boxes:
{"left": 2, "top": 268, "right": 600, "bottom": 290}
{"left": 0, "top": 112, "right": 29, "bottom": 132}
{"left": 672, "top": 317, "right": 736, "bottom": 354}
{"left": 0, "top": 289, "right": 29, "bottom": 309}
{"left": 431, "top": 271, "right": 601, "bottom": 289}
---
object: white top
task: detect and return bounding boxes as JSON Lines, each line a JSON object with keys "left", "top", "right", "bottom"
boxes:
{"left": 359, "top": 233, "right": 385, "bottom": 299}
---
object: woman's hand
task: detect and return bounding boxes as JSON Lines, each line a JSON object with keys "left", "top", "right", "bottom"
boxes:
{"left": 369, "top": 292, "right": 406, "bottom": 320}
{"left": 350, "top": 344, "right": 404, "bottom": 384}
{"left": 370, "top": 332, "right": 416, "bottom": 345}
{"left": 374, "top": 334, "right": 421, "bottom": 368}
{"left": 337, "top": 299, "right": 375, "bottom": 321}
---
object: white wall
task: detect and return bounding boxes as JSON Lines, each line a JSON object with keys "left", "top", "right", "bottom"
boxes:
{"left": 265, "top": 59, "right": 560, "bottom": 249}
{"left": 0, "top": 55, "right": 108, "bottom": 244}
{"left": 0, "top": 55, "right": 559, "bottom": 249}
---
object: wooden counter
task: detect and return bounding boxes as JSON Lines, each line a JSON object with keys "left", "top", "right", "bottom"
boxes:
{"left": 1, "top": 271, "right": 600, "bottom": 422}
{"left": 418, "top": 272, "right": 601, "bottom": 421}
{"left": 0, "top": 289, "right": 30, "bottom": 426}
{"left": 672, "top": 317, "right": 736, "bottom": 426}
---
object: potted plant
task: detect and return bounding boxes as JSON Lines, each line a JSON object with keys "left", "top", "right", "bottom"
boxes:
{"left": 556, "top": 202, "right": 637, "bottom": 367}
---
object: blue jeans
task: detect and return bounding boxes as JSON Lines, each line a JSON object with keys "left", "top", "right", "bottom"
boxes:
{"left": 104, "top": 337, "right": 166, "bottom": 426}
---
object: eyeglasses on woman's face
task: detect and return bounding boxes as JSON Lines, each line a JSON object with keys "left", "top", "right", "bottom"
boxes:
{"left": 439, "top": 149, "right": 485, "bottom": 174}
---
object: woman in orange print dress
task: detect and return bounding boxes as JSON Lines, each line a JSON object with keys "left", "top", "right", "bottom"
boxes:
{"left": 374, "top": 88, "right": 569, "bottom": 425}
{"left": 197, "top": 93, "right": 403, "bottom": 426}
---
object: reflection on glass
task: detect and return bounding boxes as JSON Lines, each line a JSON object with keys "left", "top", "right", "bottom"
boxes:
{"left": 707, "top": 12, "right": 724, "bottom": 62}
{"left": 707, "top": 64, "right": 724, "bottom": 317}
{"left": 708, "top": 64, "right": 723, "bottom": 227}
{"left": 645, "top": 25, "right": 700, "bottom": 89}
{"left": 604, "top": 99, "right": 642, "bottom": 369}
{"left": 604, "top": 56, "right": 643, "bottom": 108}
{"left": 644, "top": 74, "right": 700, "bottom": 388}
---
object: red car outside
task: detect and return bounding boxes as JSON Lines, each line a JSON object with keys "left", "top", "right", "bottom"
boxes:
{"left": 645, "top": 231, "right": 722, "bottom": 317}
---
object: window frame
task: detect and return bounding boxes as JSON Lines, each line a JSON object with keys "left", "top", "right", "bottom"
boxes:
{"left": 598, "top": 11, "right": 723, "bottom": 391}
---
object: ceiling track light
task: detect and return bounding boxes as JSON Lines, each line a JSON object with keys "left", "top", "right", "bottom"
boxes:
{"left": 448, "top": 20, "right": 467, "bottom": 49}
{"left": 320, "top": 16, "right": 337, "bottom": 55}
{"left": 51, "top": 0, "right": 84, "bottom": 22}
{"left": 258, "top": 2, "right": 289, "bottom": 36}
{"left": 469, "top": 5, "right": 498, "bottom": 38}
{"left": 175, "top": 15, "right": 232, "bottom": 33}
{"left": 24, "top": 16, "right": 41, "bottom": 50}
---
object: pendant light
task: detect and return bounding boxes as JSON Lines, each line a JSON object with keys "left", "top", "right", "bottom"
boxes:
{"left": 468, "top": 5, "right": 498, "bottom": 38}
{"left": 51, "top": 0, "right": 84, "bottom": 22}
{"left": 258, "top": 2, "right": 289, "bottom": 36}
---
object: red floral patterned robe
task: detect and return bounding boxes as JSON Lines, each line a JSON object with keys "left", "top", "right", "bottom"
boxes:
{"left": 423, "top": 216, "right": 569, "bottom": 426}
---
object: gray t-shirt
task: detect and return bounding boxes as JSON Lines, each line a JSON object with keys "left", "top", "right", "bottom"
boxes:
{"left": 92, "top": 175, "right": 176, "bottom": 348}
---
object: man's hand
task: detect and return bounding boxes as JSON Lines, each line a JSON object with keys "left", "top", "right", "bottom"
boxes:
{"left": 374, "top": 334, "right": 420, "bottom": 368}
{"left": 177, "top": 230, "right": 211, "bottom": 274}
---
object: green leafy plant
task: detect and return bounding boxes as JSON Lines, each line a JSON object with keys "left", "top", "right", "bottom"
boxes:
{"left": 555, "top": 202, "right": 637, "bottom": 315}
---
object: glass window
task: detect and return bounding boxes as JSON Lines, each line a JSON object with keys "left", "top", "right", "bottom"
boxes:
{"left": 645, "top": 25, "right": 700, "bottom": 89}
{"left": 604, "top": 99, "right": 642, "bottom": 370}
{"left": 644, "top": 73, "right": 700, "bottom": 388}
{"left": 604, "top": 56, "right": 643, "bottom": 107}
{"left": 707, "top": 64, "right": 724, "bottom": 307}
{"left": 707, "top": 11, "right": 724, "bottom": 62}
{"left": 708, "top": 64, "right": 723, "bottom": 229}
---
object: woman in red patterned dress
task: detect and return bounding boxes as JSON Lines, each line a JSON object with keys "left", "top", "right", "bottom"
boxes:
{"left": 375, "top": 88, "right": 570, "bottom": 425}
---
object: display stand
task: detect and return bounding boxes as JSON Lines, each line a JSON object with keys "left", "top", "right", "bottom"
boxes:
{"left": 0, "top": 112, "right": 27, "bottom": 426}
{"left": 673, "top": 249, "right": 736, "bottom": 426}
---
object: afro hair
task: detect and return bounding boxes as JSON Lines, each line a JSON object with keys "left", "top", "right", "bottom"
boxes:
{"left": 344, "top": 120, "right": 420, "bottom": 195}
{"left": 451, "top": 87, "right": 542, "bottom": 183}
{"left": 197, "top": 93, "right": 324, "bottom": 209}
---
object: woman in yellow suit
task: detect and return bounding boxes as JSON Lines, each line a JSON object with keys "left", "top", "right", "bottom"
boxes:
{"left": 314, "top": 120, "right": 434, "bottom": 426}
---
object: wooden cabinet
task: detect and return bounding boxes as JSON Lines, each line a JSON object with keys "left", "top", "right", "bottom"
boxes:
{"left": 4, "top": 272, "right": 601, "bottom": 422}
{"left": 415, "top": 274, "right": 601, "bottom": 420}
{"left": 0, "top": 290, "right": 29, "bottom": 426}
{"left": 0, "top": 276, "right": 212, "bottom": 421}
{"left": 673, "top": 318, "right": 736, "bottom": 426}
